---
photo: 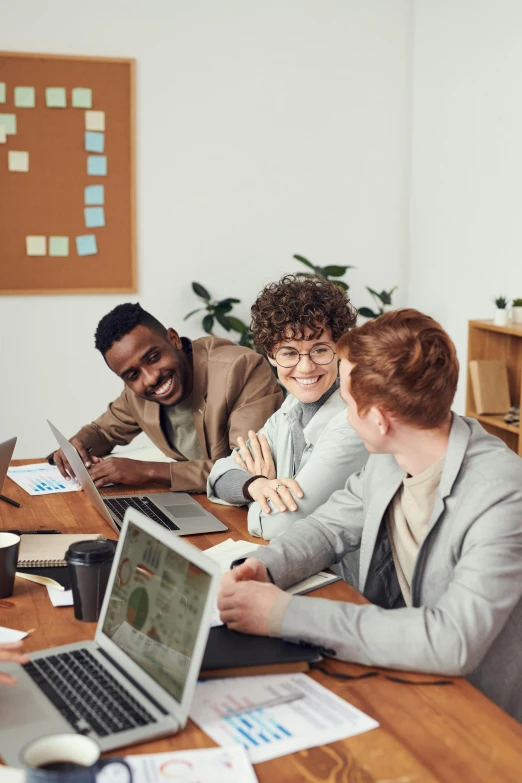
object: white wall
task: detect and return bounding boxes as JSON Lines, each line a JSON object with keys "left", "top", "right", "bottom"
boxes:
{"left": 409, "top": 0, "right": 522, "bottom": 412}
{"left": 1, "top": 0, "right": 413, "bottom": 457}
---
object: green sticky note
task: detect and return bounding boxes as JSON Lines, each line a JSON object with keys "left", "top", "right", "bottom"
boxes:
{"left": 14, "top": 86, "right": 35, "bottom": 108}
{"left": 72, "top": 88, "right": 92, "bottom": 109}
{"left": 0, "top": 114, "right": 17, "bottom": 135}
{"left": 49, "top": 236, "right": 69, "bottom": 257}
{"left": 0, "top": 83, "right": 5, "bottom": 103}
{"left": 46, "top": 87, "right": 67, "bottom": 108}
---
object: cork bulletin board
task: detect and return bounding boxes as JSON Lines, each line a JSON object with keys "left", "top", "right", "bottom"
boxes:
{"left": 0, "top": 51, "right": 136, "bottom": 295}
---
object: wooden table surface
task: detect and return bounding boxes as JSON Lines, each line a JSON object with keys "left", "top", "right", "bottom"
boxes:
{"left": 2, "top": 461, "right": 522, "bottom": 782}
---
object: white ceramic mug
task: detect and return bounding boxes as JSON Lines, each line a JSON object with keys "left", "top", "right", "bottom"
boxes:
{"left": 21, "top": 734, "right": 132, "bottom": 782}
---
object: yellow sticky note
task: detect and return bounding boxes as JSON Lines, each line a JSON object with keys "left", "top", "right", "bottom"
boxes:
{"left": 0, "top": 126, "right": 6, "bottom": 144}
{"left": 85, "top": 110, "right": 105, "bottom": 131}
{"left": 26, "top": 236, "right": 46, "bottom": 256}
{"left": 8, "top": 151, "right": 29, "bottom": 172}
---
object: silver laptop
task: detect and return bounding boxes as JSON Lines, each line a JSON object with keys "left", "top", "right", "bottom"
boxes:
{"left": 48, "top": 420, "right": 227, "bottom": 537}
{"left": 0, "top": 437, "right": 17, "bottom": 494}
{"left": 0, "top": 507, "right": 221, "bottom": 765}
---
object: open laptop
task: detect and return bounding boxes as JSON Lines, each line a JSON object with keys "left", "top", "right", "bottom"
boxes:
{"left": 0, "top": 507, "right": 221, "bottom": 765}
{"left": 48, "top": 420, "right": 227, "bottom": 537}
{"left": 0, "top": 437, "right": 17, "bottom": 495}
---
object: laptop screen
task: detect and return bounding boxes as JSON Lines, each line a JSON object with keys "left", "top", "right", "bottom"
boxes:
{"left": 102, "top": 520, "right": 213, "bottom": 703}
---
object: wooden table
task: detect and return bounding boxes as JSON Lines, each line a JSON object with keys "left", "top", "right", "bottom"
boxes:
{"left": 2, "top": 462, "right": 522, "bottom": 783}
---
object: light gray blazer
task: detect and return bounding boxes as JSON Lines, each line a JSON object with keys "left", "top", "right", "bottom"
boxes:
{"left": 256, "top": 414, "right": 522, "bottom": 722}
{"left": 207, "top": 390, "right": 369, "bottom": 538}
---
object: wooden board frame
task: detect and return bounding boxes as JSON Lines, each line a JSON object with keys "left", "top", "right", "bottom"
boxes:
{"left": 0, "top": 51, "right": 136, "bottom": 295}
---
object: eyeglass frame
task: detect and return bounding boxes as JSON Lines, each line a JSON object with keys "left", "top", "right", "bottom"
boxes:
{"left": 271, "top": 342, "right": 337, "bottom": 369}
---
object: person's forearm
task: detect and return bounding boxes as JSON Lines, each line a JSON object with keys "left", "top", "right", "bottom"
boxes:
{"left": 143, "top": 462, "right": 172, "bottom": 486}
{"left": 213, "top": 470, "right": 250, "bottom": 505}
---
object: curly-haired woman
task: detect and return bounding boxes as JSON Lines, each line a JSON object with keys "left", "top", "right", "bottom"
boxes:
{"left": 207, "top": 275, "right": 368, "bottom": 539}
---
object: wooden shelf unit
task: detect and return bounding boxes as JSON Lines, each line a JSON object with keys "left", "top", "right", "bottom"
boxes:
{"left": 466, "top": 320, "right": 522, "bottom": 456}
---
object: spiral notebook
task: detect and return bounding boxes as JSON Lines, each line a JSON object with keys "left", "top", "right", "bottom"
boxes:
{"left": 17, "top": 534, "right": 106, "bottom": 567}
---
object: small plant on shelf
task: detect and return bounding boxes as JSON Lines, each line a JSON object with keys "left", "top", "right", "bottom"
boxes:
{"left": 512, "top": 298, "right": 522, "bottom": 324}
{"left": 494, "top": 296, "right": 508, "bottom": 309}
{"left": 494, "top": 295, "right": 509, "bottom": 326}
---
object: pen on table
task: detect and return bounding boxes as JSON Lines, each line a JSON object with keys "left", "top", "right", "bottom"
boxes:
{"left": 223, "top": 692, "right": 304, "bottom": 718}
{"left": 0, "top": 494, "right": 20, "bottom": 508}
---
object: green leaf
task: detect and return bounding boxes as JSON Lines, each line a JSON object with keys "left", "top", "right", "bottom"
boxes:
{"left": 183, "top": 308, "right": 203, "bottom": 320}
{"left": 334, "top": 281, "right": 349, "bottom": 291}
{"left": 227, "top": 316, "right": 249, "bottom": 333}
{"left": 217, "top": 298, "right": 240, "bottom": 307}
{"left": 202, "top": 314, "right": 214, "bottom": 333}
{"left": 239, "top": 330, "right": 254, "bottom": 348}
{"left": 215, "top": 310, "right": 232, "bottom": 331}
{"left": 215, "top": 303, "right": 233, "bottom": 314}
{"left": 192, "top": 282, "right": 211, "bottom": 300}
{"left": 366, "top": 286, "right": 382, "bottom": 302}
{"left": 322, "top": 265, "right": 351, "bottom": 277}
{"left": 358, "top": 307, "right": 377, "bottom": 318}
{"left": 293, "top": 254, "right": 315, "bottom": 270}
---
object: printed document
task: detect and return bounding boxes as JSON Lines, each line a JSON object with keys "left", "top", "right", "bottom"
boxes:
{"left": 125, "top": 746, "right": 258, "bottom": 783}
{"left": 190, "top": 672, "right": 379, "bottom": 764}
{"left": 7, "top": 463, "right": 80, "bottom": 496}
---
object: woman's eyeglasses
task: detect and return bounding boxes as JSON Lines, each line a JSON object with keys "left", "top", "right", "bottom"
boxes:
{"left": 273, "top": 343, "right": 336, "bottom": 369}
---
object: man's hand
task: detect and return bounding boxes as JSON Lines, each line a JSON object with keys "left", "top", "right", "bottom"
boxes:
{"left": 0, "top": 641, "right": 30, "bottom": 685}
{"left": 218, "top": 580, "right": 284, "bottom": 635}
{"left": 87, "top": 458, "right": 171, "bottom": 488}
{"left": 247, "top": 477, "right": 303, "bottom": 514}
{"left": 234, "top": 431, "right": 276, "bottom": 480}
{"left": 219, "top": 557, "right": 270, "bottom": 595}
{"left": 53, "top": 437, "right": 100, "bottom": 480}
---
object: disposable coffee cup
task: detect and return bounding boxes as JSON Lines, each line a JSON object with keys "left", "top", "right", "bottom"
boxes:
{"left": 65, "top": 540, "right": 115, "bottom": 622}
{"left": 21, "top": 733, "right": 132, "bottom": 782}
{"left": 0, "top": 532, "right": 20, "bottom": 598}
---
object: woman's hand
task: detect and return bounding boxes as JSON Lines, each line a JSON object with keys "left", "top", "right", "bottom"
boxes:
{"left": 234, "top": 431, "right": 276, "bottom": 480}
{"left": 0, "top": 641, "right": 30, "bottom": 685}
{"left": 247, "top": 477, "right": 303, "bottom": 514}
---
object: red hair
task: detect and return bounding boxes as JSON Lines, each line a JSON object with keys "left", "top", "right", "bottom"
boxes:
{"left": 338, "top": 309, "right": 459, "bottom": 428}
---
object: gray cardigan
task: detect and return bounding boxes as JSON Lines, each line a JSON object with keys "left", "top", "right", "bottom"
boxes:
{"left": 256, "top": 415, "right": 522, "bottom": 722}
{"left": 207, "top": 389, "right": 369, "bottom": 538}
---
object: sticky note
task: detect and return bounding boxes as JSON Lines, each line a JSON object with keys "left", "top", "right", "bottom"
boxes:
{"left": 0, "top": 114, "right": 16, "bottom": 135}
{"left": 85, "top": 185, "right": 104, "bottom": 205}
{"left": 72, "top": 88, "right": 92, "bottom": 109}
{"left": 84, "top": 207, "right": 105, "bottom": 228}
{"left": 76, "top": 235, "right": 98, "bottom": 256}
{"left": 85, "top": 131, "right": 104, "bottom": 153}
{"left": 14, "top": 86, "right": 35, "bottom": 108}
{"left": 49, "top": 236, "right": 69, "bottom": 257}
{"left": 0, "top": 126, "right": 5, "bottom": 144}
{"left": 85, "top": 110, "right": 105, "bottom": 131}
{"left": 0, "top": 83, "right": 5, "bottom": 103}
{"left": 8, "top": 151, "right": 29, "bottom": 172}
{"left": 87, "top": 155, "right": 107, "bottom": 176}
{"left": 26, "top": 236, "right": 46, "bottom": 256}
{"left": 46, "top": 87, "right": 67, "bottom": 108}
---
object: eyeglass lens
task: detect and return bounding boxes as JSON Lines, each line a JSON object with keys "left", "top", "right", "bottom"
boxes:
{"left": 275, "top": 344, "right": 335, "bottom": 367}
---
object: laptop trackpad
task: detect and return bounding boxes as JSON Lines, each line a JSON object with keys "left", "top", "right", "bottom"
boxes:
{"left": 0, "top": 685, "right": 53, "bottom": 728}
{"left": 164, "top": 504, "right": 205, "bottom": 519}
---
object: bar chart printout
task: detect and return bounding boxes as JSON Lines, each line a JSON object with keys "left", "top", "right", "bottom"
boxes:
{"left": 7, "top": 464, "right": 80, "bottom": 496}
{"left": 190, "top": 673, "right": 379, "bottom": 764}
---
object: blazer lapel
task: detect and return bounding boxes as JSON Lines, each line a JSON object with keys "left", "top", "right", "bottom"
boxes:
{"left": 190, "top": 339, "right": 210, "bottom": 459}
{"left": 359, "top": 458, "right": 405, "bottom": 592}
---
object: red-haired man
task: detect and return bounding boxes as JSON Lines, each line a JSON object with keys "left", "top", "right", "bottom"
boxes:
{"left": 218, "top": 309, "right": 522, "bottom": 722}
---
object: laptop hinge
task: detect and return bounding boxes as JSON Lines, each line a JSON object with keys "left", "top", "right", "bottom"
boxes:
{"left": 98, "top": 648, "right": 169, "bottom": 716}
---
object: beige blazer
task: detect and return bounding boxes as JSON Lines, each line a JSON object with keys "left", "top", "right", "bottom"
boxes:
{"left": 72, "top": 336, "right": 283, "bottom": 492}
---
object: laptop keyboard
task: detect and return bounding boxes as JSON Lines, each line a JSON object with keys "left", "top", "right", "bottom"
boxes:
{"left": 104, "top": 496, "right": 180, "bottom": 531}
{"left": 23, "top": 648, "right": 156, "bottom": 737}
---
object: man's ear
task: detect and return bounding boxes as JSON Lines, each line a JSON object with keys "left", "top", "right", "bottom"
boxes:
{"left": 371, "top": 406, "right": 391, "bottom": 436}
{"left": 167, "top": 328, "right": 183, "bottom": 350}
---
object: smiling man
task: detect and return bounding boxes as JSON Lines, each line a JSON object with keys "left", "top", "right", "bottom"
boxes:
{"left": 51, "top": 303, "right": 283, "bottom": 492}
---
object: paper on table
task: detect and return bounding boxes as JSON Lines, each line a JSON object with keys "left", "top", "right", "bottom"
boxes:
{"left": 190, "top": 672, "right": 379, "bottom": 764}
{"left": 0, "top": 767, "right": 24, "bottom": 783}
{"left": 7, "top": 463, "right": 80, "bottom": 496}
{"left": 47, "top": 587, "right": 73, "bottom": 607}
{"left": 125, "top": 746, "right": 258, "bottom": 783}
{"left": 0, "top": 626, "right": 29, "bottom": 644}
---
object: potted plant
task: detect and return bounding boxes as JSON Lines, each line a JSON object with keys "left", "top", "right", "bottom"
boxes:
{"left": 494, "top": 296, "right": 509, "bottom": 326}
{"left": 512, "top": 298, "right": 522, "bottom": 324}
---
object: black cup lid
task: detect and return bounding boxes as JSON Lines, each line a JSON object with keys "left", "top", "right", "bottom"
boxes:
{"left": 65, "top": 540, "right": 115, "bottom": 565}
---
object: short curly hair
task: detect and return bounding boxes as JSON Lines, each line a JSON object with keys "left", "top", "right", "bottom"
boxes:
{"left": 250, "top": 275, "right": 357, "bottom": 355}
{"left": 94, "top": 302, "right": 168, "bottom": 356}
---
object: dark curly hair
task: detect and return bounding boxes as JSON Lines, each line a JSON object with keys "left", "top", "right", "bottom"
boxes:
{"left": 94, "top": 302, "right": 168, "bottom": 356}
{"left": 250, "top": 275, "right": 357, "bottom": 355}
